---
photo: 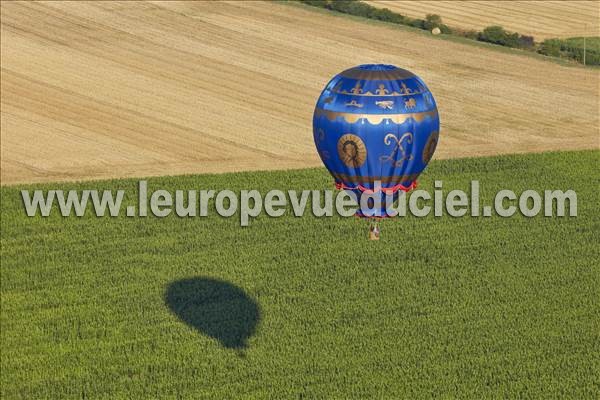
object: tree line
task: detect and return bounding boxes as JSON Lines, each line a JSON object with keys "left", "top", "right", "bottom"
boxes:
{"left": 299, "top": 0, "right": 599, "bottom": 66}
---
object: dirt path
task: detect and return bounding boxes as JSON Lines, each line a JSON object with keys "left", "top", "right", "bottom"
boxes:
{"left": 1, "top": 1, "right": 598, "bottom": 185}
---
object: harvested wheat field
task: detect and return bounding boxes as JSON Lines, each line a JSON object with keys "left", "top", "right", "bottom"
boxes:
{"left": 1, "top": 1, "right": 598, "bottom": 185}
{"left": 368, "top": 1, "right": 600, "bottom": 39}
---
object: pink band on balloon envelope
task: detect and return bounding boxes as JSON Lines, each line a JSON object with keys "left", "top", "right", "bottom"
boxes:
{"left": 335, "top": 180, "right": 418, "bottom": 194}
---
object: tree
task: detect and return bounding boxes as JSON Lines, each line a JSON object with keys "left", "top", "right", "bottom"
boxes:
{"left": 479, "top": 26, "right": 508, "bottom": 45}
{"left": 518, "top": 35, "right": 535, "bottom": 49}
{"left": 423, "top": 14, "right": 443, "bottom": 31}
{"left": 539, "top": 39, "right": 562, "bottom": 57}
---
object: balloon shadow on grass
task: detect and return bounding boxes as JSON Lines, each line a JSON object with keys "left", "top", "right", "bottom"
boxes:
{"left": 165, "top": 277, "right": 260, "bottom": 350}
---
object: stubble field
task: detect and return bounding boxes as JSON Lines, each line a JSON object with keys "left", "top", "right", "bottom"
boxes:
{"left": 1, "top": 1, "right": 598, "bottom": 185}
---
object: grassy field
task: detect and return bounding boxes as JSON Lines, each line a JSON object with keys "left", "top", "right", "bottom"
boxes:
{"left": 2, "top": 1, "right": 598, "bottom": 185}
{"left": 368, "top": 1, "right": 600, "bottom": 39}
{"left": 2, "top": 150, "right": 599, "bottom": 398}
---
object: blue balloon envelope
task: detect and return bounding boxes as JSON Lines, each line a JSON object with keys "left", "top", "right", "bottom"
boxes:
{"left": 313, "top": 64, "right": 440, "bottom": 217}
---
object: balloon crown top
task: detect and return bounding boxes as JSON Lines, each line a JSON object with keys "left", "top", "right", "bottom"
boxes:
{"left": 357, "top": 64, "right": 398, "bottom": 71}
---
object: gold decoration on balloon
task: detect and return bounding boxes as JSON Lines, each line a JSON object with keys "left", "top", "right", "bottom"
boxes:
{"left": 375, "top": 100, "right": 394, "bottom": 110}
{"left": 404, "top": 98, "right": 416, "bottom": 109}
{"left": 422, "top": 130, "right": 439, "bottom": 164}
{"left": 314, "top": 108, "right": 438, "bottom": 125}
{"left": 337, "top": 134, "right": 367, "bottom": 168}
{"left": 349, "top": 83, "right": 363, "bottom": 94}
{"left": 375, "top": 84, "right": 389, "bottom": 95}
{"left": 379, "top": 133, "right": 414, "bottom": 166}
{"left": 345, "top": 100, "right": 363, "bottom": 108}
{"left": 332, "top": 84, "right": 426, "bottom": 97}
{"left": 399, "top": 82, "right": 413, "bottom": 95}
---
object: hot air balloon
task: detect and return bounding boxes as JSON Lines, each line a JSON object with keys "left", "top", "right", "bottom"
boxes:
{"left": 313, "top": 64, "right": 440, "bottom": 237}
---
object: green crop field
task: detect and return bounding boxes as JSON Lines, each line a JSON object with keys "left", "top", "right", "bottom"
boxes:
{"left": 1, "top": 151, "right": 599, "bottom": 398}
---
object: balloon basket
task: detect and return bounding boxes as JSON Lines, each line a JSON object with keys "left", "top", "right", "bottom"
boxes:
{"left": 368, "top": 220, "right": 380, "bottom": 240}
